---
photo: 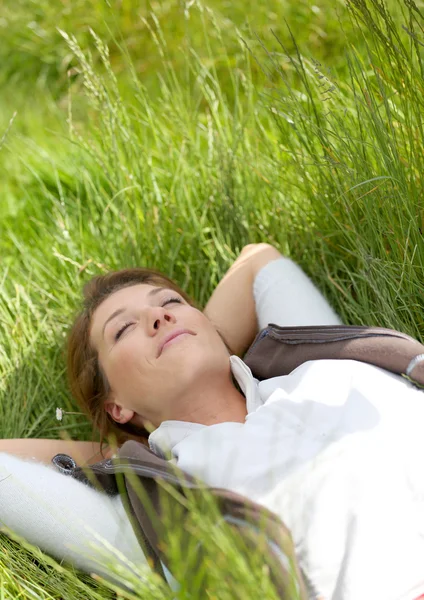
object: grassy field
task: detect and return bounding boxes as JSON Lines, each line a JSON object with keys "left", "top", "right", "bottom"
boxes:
{"left": 1, "top": 0, "right": 424, "bottom": 597}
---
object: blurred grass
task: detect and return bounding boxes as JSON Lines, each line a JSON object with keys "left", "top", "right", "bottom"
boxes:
{"left": 0, "top": 0, "right": 357, "bottom": 92}
{"left": 0, "top": 0, "right": 424, "bottom": 597}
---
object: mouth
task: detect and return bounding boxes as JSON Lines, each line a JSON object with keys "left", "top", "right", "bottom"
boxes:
{"left": 157, "top": 329, "right": 195, "bottom": 357}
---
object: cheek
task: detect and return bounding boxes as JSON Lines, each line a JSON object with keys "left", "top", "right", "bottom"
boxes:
{"left": 103, "top": 342, "right": 147, "bottom": 394}
{"left": 189, "top": 316, "right": 230, "bottom": 364}
{"left": 200, "top": 316, "right": 228, "bottom": 351}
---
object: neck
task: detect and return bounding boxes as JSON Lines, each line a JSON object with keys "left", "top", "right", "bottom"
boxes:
{"left": 168, "top": 374, "right": 247, "bottom": 426}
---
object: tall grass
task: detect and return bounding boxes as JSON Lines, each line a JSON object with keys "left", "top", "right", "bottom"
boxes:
{"left": 250, "top": 0, "right": 424, "bottom": 332}
{"left": 0, "top": 0, "right": 423, "bottom": 597}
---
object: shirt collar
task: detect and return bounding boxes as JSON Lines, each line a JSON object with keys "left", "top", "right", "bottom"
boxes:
{"left": 148, "top": 355, "right": 261, "bottom": 457}
{"left": 229, "top": 355, "right": 261, "bottom": 413}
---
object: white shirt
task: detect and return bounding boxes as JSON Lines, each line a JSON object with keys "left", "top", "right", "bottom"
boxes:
{"left": 149, "top": 356, "right": 424, "bottom": 600}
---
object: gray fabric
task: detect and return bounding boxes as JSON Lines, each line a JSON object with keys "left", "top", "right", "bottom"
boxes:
{"left": 244, "top": 324, "right": 424, "bottom": 388}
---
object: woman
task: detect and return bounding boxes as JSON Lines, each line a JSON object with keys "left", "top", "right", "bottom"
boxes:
{"left": 0, "top": 243, "right": 337, "bottom": 464}
{"left": 68, "top": 243, "right": 424, "bottom": 600}
{"left": 0, "top": 243, "right": 340, "bottom": 585}
{"left": 2, "top": 244, "right": 423, "bottom": 598}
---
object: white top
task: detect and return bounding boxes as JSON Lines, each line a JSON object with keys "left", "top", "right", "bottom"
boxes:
{"left": 149, "top": 356, "right": 424, "bottom": 600}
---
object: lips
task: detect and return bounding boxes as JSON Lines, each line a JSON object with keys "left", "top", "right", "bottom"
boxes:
{"left": 157, "top": 329, "right": 194, "bottom": 357}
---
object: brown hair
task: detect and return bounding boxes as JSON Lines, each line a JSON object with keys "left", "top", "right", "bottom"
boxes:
{"left": 66, "top": 267, "right": 199, "bottom": 451}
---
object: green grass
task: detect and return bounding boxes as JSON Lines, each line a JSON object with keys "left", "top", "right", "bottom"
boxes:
{"left": 0, "top": 0, "right": 424, "bottom": 597}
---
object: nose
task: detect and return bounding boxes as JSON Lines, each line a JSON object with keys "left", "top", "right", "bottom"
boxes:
{"left": 146, "top": 306, "right": 176, "bottom": 335}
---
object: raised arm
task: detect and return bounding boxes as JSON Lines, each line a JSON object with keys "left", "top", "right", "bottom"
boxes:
{"left": 203, "top": 243, "right": 283, "bottom": 357}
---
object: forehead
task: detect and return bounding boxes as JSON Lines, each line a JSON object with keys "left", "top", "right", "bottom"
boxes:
{"left": 90, "top": 283, "right": 167, "bottom": 339}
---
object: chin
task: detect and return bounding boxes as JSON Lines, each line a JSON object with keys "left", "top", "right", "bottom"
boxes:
{"left": 184, "top": 349, "right": 230, "bottom": 380}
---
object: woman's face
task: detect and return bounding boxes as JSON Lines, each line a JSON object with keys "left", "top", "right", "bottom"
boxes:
{"left": 89, "top": 283, "right": 231, "bottom": 429}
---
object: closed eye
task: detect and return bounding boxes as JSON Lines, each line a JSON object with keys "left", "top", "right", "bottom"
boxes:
{"left": 162, "top": 297, "right": 182, "bottom": 306}
{"left": 115, "top": 321, "right": 134, "bottom": 341}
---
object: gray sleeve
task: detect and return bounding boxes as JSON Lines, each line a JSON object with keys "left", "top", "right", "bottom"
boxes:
{"left": 0, "top": 453, "right": 146, "bottom": 582}
{"left": 253, "top": 257, "right": 342, "bottom": 330}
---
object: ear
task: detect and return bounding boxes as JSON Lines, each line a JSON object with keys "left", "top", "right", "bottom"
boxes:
{"left": 105, "top": 401, "right": 135, "bottom": 425}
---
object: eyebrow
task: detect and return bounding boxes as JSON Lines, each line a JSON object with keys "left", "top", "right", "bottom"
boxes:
{"left": 101, "top": 287, "right": 173, "bottom": 338}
